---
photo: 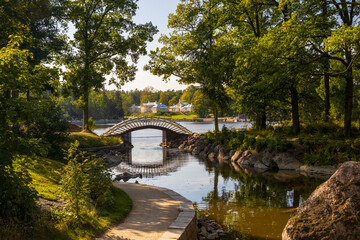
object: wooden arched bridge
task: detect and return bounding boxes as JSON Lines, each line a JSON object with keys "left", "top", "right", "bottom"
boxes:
{"left": 100, "top": 117, "right": 192, "bottom": 144}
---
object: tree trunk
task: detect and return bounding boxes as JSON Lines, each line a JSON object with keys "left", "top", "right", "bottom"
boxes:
{"left": 344, "top": 73, "right": 353, "bottom": 137}
{"left": 322, "top": 2, "right": 330, "bottom": 122}
{"left": 214, "top": 107, "right": 219, "bottom": 133}
{"left": 11, "top": 91, "right": 19, "bottom": 98}
{"left": 261, "top": 108, "right": 266, "bottom": 130}
{"left": 290, "top": 87, "right": 300, "bottom": 135}
{"left": 324, "top": 60, "right": 330, "bottom": 122}
{"left": 83, "top": 95, "right": 89, "bottom": 131}
{"left": 344, "top": 47, "right": 353, "bottom": 137}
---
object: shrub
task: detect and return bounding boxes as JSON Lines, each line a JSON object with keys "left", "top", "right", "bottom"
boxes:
{"left": 0, "top": 156, "right": 38, "bottom": 223}
{"left": 25, "top": 99, "right": 69, "bottom": 159}
{"left": 83, "top": 158, "right": 113, "bottom": 207}
{"left": 87, "top": 117, "right": 96, "bottom": 132}
{"left": 266, "top": 135, "right": 291, "bottom": 153}
{"left": 61, "top": 142, "right": 113, "bottom": 224}
{"left": 61, "top": 143, "right": 90, "bottom": 222}
{"left": 255, "top": 135, "right": 266, "bottom": 152}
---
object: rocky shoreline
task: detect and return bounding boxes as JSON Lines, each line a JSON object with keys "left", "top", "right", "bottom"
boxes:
{"left": 177, "top": 133, "right": 338, "bottom": 176}
{"left": 176, "top": 133, "right": 360, "bottom": 240}
{"left": 79, "top": 142, "right": 133, "bottom": 168}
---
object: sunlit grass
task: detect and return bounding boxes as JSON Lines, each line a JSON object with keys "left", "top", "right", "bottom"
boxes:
{"left": 28, "top": 155, "right": 131, "bottom": 239}
{"left": 70, "top": 132, "right": 122, "bottom": 148}
{"left": 29, "top": 157, "right": 64, "bottom": 201}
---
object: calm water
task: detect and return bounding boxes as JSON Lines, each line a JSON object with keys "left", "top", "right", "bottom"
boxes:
{"left": 95, "top": 122, "right": 325, "bottom": 240}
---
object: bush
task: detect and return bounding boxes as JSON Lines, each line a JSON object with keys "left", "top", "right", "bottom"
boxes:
{"left": 25, "top": 99, "right": 69, "bottom": 159}
{"left": 302, "top": 122, "right": 340, "bottom": 135}
{"left": 0, "top": 157, "right": 38, "bottom": 223}
{"left": 299, "top": 135, "right": 360, "bottom": 166}
{"left": 83, "top": 158, "right": 113, "bottom": 207}
{"left": 60, "top": 142, "right": 113, "bottom": 224}
{"left": 61, "top": 143, "right": 90, "bottom": 222}
{"left": 87, "top": 117, "right": 96, "bottom": 131}
{"left": 266, "top": 135, "right": 291, "bottom": 152}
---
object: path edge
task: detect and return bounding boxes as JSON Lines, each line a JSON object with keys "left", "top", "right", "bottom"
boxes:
{"left": 155, "top": 186, "right": 198, "bottom": 240}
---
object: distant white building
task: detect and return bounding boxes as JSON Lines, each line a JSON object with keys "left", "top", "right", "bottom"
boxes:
{"left": 182, "top": 104, "right": 194, "bottom": 112}
{"left": 169, "top": 100, "right": 193, "bottom": 112}
{"left": 129, "top": 104, "right": 141, "bottom": 113}
{"left": 140, "top": 101, "right": 169, "bottom": 113}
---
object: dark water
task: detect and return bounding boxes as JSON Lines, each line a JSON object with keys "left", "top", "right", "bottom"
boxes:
{"left": 95, "top": 123, "right": 325, "bottom": 240}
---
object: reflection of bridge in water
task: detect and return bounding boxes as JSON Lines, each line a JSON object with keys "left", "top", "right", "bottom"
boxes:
{"left": 115, "top": 149, "right": 186, "bottom": 178}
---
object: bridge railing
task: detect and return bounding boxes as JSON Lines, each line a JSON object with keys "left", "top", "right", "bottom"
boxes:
{"left": 100, "top": 116, "right": 193, "bottom": 137}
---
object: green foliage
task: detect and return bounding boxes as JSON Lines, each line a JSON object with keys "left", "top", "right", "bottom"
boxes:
{"left": 0, "top": 157, "right": 38, "bottom": 223}
{"left": 146, "top": 0, "right": 235, "bottom": 131}
{"left": 266, "top": 135, "right": 292, "bottom": 153}
{"left": 25, "top": 99, "right": 69, "bottom": 159}
{"left": 302, "top": 122, "right": 341, "bottom": 136}
{"left": 62, "top": 0, "right": 157, "bottom": 130}
{"left": 83, "top": 158, "right": 113, "bottom": 207}
{"left": 28, "top": 157, "right": 64, "bottom": 201}
{"left": 205, "top": 127, "right": 291, "bottom": 153}
{"left": 300, "top": 135, "right": 360, "bottom": 166}
{"left": 61, "top": 143, "right": 90, "bottom": 222}
{"left": 87, "top": 117, "right": 96, "bottom": 132}
{"left": 61, "top": 142, "right": 113, "bottom": 225}
{"left": 70, "top": 132, "right": 122, "bottom": 148}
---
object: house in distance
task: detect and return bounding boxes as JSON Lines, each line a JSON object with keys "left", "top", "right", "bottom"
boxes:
{"left": 169, "top": 99, "right": 194, "bottom": 112}
{"left": 129, "top": 99, "right": 194, "bottom": 114}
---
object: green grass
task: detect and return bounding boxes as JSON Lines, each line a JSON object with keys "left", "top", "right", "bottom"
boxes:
{"left": 70, "top": 132, "right": 122, "bottom": 148}
{"left": 64, "top": 187, "right": 132, "bottom": 240}
{"left": 207, "top": 122, "right": 360, "bottom": 166}
{"left": 98, "top": 186, "right": 132, "bottom": 223}
{"left": 29, "top": 157, "right": 64, "bottom": 201}
{"left": 27, "top": 156, "right": 132, "bottom": 240}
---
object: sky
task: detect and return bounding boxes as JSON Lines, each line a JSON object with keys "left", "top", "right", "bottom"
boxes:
{"left": 113, "top": 0, "right": 187, "bottom": 92}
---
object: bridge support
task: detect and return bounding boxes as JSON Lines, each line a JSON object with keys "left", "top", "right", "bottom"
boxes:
{"left": 121, "top": 132, "right": 132, "bottom": 144}
{"left": 162, "top": 130, "right": 188, "bottom": 147}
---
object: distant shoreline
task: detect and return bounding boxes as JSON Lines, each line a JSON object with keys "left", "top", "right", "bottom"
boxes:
{"left": 70, "top": 117, "right": 250, "bottom": 125}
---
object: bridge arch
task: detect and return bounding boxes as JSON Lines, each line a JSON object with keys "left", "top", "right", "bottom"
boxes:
{"left": 100, "top": 117, "right": 192, "bottom": 144}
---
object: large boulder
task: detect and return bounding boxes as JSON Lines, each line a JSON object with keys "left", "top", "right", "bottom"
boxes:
{"left": 231, "top": 151, "right": 242, "bottom": 162}
{"left": 273, "top": 152, "right": 301, "bottom": 170}
{"left": 282, "top": 161, "right": 360, "bottom": 240}
{"left": 217, "top": 147, "right": 227, "bottom": 160}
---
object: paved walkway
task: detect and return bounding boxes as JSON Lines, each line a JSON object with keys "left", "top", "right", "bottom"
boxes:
{"left": 97, "top": 182, "right": 179, "bottom": 240}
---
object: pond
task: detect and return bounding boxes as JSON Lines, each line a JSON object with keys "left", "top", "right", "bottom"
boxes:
{"left": 95, "top": 122, "right": 325, "bottom": 240}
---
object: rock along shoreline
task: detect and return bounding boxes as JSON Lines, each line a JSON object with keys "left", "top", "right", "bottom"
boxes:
{"left": 176, "top": 133, "right": 338, "bottom": 176}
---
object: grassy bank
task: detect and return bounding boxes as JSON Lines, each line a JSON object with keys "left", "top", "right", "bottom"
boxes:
{"left": 26, "top": 156, "right": 131, "bottom": 239}
{"left": 70, "top": 132, "right": 122, "bottom": 148}
{"left": 206, "top": 122, "right": 360, "bottom": 166}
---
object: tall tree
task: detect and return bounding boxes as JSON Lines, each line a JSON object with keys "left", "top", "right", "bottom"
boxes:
{"left": 146, "top": 0, "right": 235, "bottom": 132}
{"left": 62, "top": 0, "right": 157, "bottom": 130}
{"left": 322, "top": 0, "right": 360, "bottom": 136}
{"left": 224, "top": 0, "right": 281, "bottom": 129}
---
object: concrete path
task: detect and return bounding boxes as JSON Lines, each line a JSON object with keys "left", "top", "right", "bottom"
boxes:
{"left": 97, "top": 182, "right": 179, "bottom": 240}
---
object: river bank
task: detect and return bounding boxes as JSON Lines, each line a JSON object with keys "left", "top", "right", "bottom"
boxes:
{"left": 176, "top": 133, "right": 338, "bottom": 176}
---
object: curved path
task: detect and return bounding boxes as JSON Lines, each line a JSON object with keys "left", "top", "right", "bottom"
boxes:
{"left": 97, "top": 182, "right": 196, "bottom": 240}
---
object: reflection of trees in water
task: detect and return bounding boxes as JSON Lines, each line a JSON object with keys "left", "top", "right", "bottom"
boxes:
{"left": 198, "top": 159, "right": 325, "bottom": 240}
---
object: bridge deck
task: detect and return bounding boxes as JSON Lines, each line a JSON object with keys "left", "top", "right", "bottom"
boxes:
{"left": 101, "top": 117, "right": 192, "bottom": 137}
